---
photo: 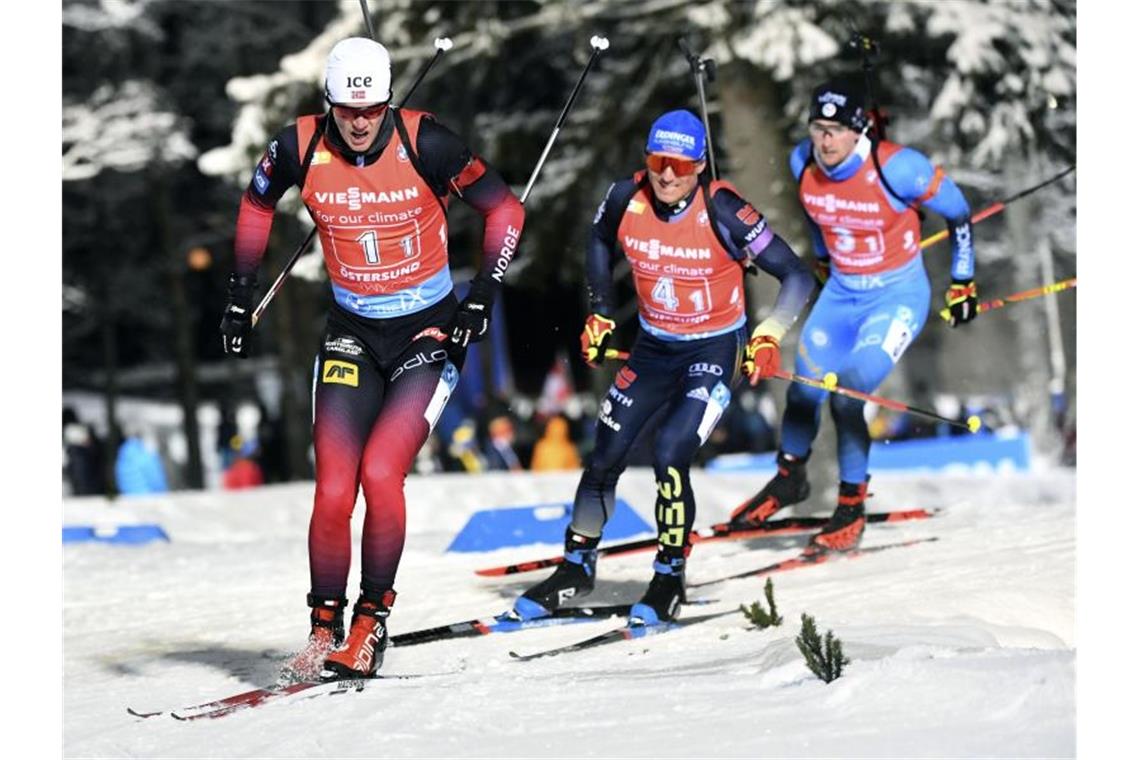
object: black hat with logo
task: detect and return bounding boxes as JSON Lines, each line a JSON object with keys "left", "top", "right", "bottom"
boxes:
{"left": 808, "top": 78, "right": 869, "bottom": 131}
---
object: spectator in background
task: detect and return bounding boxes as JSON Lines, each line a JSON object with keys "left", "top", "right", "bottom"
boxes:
{"left": 63, "top": 407, "right": 105, "bottom": 496}
{"left": 223, "top": 437, "right": 265, "bottom": 490}
{"left": 1062, "top": 420, "right": 1076, "bottom": 467}
{"left": 530, "top": 415, "right": 581, "bottom": 471}
{"left": 216, "top": 399, "right": 239, "bottom": 471}
{"left": 447, "top": 419, "right": 486, "bottom": 473}
{"left": 484, "top": 414, "right": 523, "bottom": 472}
{"left": 115, "top": 430, "right": 169, "bottom": 496}
{"left": 255, "top": 401, "right": 287, "bottom": 483}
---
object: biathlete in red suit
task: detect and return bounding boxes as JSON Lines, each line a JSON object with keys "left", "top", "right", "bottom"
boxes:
{"left": 218, "top": 38, "right": 524, "bottom": 680}
{"left": 513, "top": 110, "right": 814, "bottom": 625}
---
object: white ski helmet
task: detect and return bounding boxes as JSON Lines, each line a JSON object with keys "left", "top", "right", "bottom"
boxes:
{"left": 324, "top": 37, "right": 392, "bottom": 105}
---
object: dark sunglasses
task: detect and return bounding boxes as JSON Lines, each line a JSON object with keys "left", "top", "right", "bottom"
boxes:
{"left": 327, "top": 100, "right": 389, "bottom": 120}
{"left": 645, "top": 153, "right": 701, "bottom": 176}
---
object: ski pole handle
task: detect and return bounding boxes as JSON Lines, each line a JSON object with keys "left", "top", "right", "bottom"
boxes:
{"left": 937, "top": 277, "right": 1076, "bottom": 323}
{"left": 604, "top": 348, "right": 630, "bottom": 361}
{"left": 395, "top": 37, "right": 453, "bottom": 109}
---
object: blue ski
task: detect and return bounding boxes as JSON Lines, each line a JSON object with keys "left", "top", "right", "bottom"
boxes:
{"left": 508, "top": 609, "right": 738, "bottom": 661}
{"left": 390, "top": 603, "right": 632, "bottom": 647}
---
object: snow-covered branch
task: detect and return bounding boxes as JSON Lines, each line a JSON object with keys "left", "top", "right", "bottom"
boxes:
{"left": 63, "top": 80, "right": 197, "bottom": 182}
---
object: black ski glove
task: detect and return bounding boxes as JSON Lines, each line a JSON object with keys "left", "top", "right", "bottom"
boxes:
{"left": 220, "top": 273, "right": 257, "bottom": 358}
{"left": 449, "top": 276, "right": 498, "bottom": 351}
{"left": 944, "top": 279, "right": 978, "bottom": 328}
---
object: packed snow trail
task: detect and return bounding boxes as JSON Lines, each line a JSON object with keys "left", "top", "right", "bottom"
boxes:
{"left": 64, "top": 468, "right": 1074, "bottom": 758}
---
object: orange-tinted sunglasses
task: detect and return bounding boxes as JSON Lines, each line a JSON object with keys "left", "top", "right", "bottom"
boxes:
{"left": 645, "top": 154, "right": 701, "bottom": 176}
{"left": 329, "top": 101, "right": 389, "bottom": 120}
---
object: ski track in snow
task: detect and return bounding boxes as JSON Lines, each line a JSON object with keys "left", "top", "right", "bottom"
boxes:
{"left": 64, "top": 468, "right": 1075, "bottom": 758}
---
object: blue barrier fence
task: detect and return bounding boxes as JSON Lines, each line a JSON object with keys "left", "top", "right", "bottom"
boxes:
{"left": 63, "top": 524, "right": 170, "bottom": 545}
{"left": 706, "top": 431, "right": 1032, "bottom": 473}
{"left": 447, "top": 498, "right": 652, "bottom": 553}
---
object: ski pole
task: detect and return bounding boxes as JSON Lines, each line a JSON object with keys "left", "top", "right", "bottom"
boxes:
{"left": 394, "top": 37, "right": 454, "bottom": 110}
{"left": 251, "top": 228, "right": 317, "bottom": 328}
{"left": 604, "top": 348, "right": 979, "bottom": 433}
{"left": 251, "top": 33, "right": 454, "bottom": 327}
{"left": 919, "top": 164, "right": 1075, "bottom": 250}
{"left": 772, "top": 369, "right": 981, "bottom": 433}
{"left": 357, "top": 0, "right": 375, "bottom": 40}
{"left": 938, "top": 277, "right": 1076, "bottom": 323}
{"left": 676, "top": 36, "right": 718, "bottom": 179}
{"left": 520, "top": 35, "right": 610, "bottom": 204}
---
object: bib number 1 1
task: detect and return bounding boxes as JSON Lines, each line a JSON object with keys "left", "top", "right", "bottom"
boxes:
{"left": 356, "top": 229, "right": 416, "bottom": 266}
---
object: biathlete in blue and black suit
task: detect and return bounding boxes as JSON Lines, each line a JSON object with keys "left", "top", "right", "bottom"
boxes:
{"left": 729, "top": 78, "right": 979, "bottom": 553}
{"left": 513, "top": 110, "right": 815, "bottom": 625}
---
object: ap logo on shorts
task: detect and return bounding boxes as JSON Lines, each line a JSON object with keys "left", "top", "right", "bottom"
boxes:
{"left": 322, "top": 360, "right": 359, "bottom": 387}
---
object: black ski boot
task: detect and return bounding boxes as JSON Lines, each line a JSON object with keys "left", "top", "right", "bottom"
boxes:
{"left": 628, "top": 554, "right": 686, "bottom": 625}
{"left": 280, "top": 595, "right": 346, "bottom": 684}
{"left": 728, "top": 450, "right": 810, "bottom": 527}
{"left": 512, "top": 530, "right": 599, "bottom": 620}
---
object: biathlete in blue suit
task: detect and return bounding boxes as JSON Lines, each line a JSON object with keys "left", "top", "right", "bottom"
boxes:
{"left": 729, "top": 78, "right": 979, "bottom": 553}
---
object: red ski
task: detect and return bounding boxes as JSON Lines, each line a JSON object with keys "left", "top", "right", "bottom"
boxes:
{"left": 474, "top": 508, "right": 935, "bottom": 577}
{"left": 128, "top": 674, "right": 418, "bottom": 721}
{"left": 688, "top": 536, "right": 939, "bottom": 589}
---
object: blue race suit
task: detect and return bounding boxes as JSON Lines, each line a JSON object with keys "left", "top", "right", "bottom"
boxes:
{"left": 782, "top": 136, "right": 975, "bottom": 483}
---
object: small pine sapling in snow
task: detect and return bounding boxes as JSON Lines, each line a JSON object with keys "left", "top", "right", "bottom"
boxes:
{"left": 795, "top": 613, "right": 849, "bottom": 683}
{"left": 739, "top": 577, "right": 783, "bottom": 629}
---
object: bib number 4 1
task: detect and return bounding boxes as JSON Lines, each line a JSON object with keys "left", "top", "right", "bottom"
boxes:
{"left": 651, "top": 276, "right": 710, "bottom": 314}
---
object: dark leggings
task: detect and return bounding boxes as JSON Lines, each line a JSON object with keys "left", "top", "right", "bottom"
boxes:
{"left": 571, "top": 328, "right": 744, "bottom": 558}
{"left": 308, "top": 300, "right": 457, "bottom": 599}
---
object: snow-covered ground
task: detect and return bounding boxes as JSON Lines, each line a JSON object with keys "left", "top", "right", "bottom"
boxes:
{"left": 63, "top": 467, "right": 1076, "bottom": 758}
